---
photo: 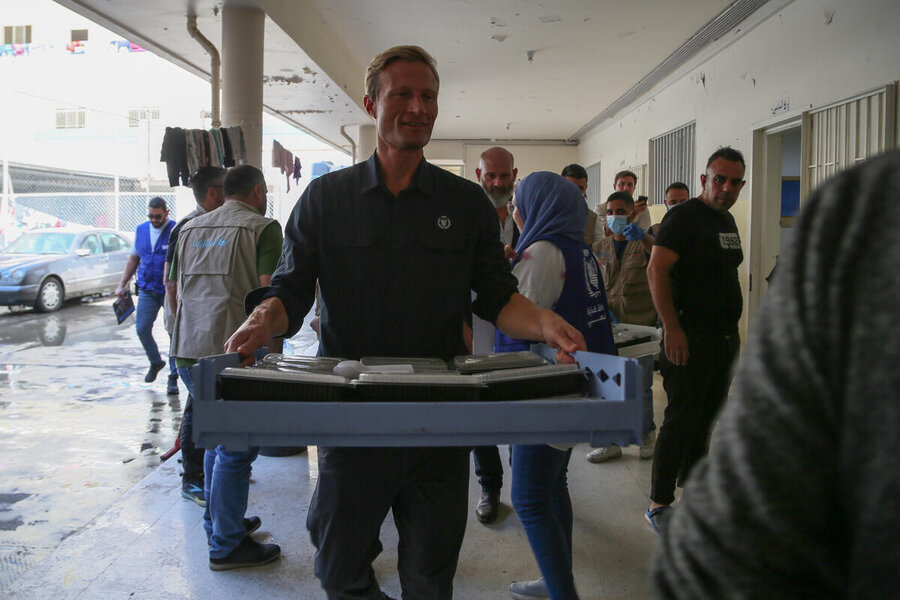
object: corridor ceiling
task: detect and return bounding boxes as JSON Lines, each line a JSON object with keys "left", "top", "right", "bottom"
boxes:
{"left": 55, "top": 0, "right": 750, "bottom": 151}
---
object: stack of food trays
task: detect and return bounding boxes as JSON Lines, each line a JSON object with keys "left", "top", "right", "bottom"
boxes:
{"left": 217, "top": 351, "right": 590, "bottom": 402}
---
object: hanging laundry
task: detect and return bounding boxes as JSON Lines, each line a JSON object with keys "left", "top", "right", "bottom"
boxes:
{"left": 272, "top": 140, "right": 284, "bottom": 169}
{"left": 293, "top": 156, "right": 302, "bottom": 185}
{"left": 283, "top": 149, "right": 294, "bottom": 192}
{"left": 160, "top": 127, "right": 190, "bottom": 187}
{"left": 159, "top": 125, "right": 247, "bottom": 186}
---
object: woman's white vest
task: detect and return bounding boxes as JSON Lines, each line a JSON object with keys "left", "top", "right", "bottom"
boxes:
{"left": 171, "top": 200, "right": 275, "bottom": 359}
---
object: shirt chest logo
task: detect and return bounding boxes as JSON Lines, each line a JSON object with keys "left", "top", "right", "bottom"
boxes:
{"left": 437, "top": 216, "right": 451, "bottom": 230}
{"left": 193, "top": 237, "right": 229, "bottom": 248}
{"left": 719, "top": 232, "right": 741, "bottom": 250}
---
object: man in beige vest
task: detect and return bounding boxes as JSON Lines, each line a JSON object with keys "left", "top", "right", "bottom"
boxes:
{"left": 163, "top": 165, "right": 226, "bottom": 506}
{"left": 587, "top": 191, "right": 658, "bottom": 464}
{"left": 170, "top": 165, "right": 284, "bottom": 571}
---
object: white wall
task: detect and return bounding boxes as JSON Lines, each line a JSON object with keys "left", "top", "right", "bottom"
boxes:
{"left": 424, "top": 141, "right": 578, "bottom": 184}
{"left": 577, "top": 0, "right": 900, "bottom": 337}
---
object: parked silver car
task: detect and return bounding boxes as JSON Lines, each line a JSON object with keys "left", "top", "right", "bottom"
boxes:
{"left": 0, "top": 227, "right": 132, "bottom": 312}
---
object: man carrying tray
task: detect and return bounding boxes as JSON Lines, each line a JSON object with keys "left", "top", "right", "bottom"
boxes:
{"left": 225, "top": 45, "right": 584, "bottom": 600}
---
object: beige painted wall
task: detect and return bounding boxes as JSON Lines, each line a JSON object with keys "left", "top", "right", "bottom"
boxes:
{"left": 577, "top": 0, "right": 900, "bottom": 338}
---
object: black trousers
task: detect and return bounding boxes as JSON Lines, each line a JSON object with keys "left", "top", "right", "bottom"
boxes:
{"left": 650, "top": 334, "right": 740, "bottom": 505}
{"left": 180, "top": 393, "right": 205, "bottom": 484}
{"left": 472, "top": 445, "right": 503, "bottom": 492}
{"left": 307, "top": 446, "right": 470, "bottom": 600}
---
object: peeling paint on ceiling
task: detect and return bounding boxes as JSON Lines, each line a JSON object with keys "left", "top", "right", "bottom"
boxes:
{"left": 283, "top": 109, "right": 333, "bottom": 115}
{"left": 264, "top": 74, "right": 304, "bottom": 85}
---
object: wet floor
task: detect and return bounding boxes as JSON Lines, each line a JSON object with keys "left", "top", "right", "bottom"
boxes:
{"left": 0, "top": 298, "right": 184, "bottom": 591}
{"left": 0, "top": 297, "right": 320, "bottom": 592}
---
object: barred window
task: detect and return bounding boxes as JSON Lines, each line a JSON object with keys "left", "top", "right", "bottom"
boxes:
{"left": 128, "top": 107, "right": 160, "bottom": 127}
{"left": 4, "top": 25, "right": 32, "bottom": 44}
{"left": 802, "top": 84, "right": 896, "bottom": 198}
{"left": 585, "top": 162, "right": 601, "bottom": 212}
{"left": 55, "top": 109, "right": 86, "bottom": 129}
{"left": 650, "top": 122, "right": 696, "bottom": 205}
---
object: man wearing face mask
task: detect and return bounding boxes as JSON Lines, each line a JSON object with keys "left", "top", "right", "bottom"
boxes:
{"left": 587, "top": 191, "right": 658, "bottom": 464}
{"left": 477, "top": 146, "right": 519, "bottom": 261}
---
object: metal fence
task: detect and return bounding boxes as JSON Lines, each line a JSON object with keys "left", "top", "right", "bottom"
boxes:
{"left": 11, "top": 192, "right": 176, "bottom": 233}
{"left": 1, "top": 160, "right": 288, "bottom": 250}
{"left": 0, "top": 160, "right": 181, "bottom": 248}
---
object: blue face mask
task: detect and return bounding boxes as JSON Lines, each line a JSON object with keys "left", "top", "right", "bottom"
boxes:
{"left": 606, "top": 215, "right": 628, "bottom": 235}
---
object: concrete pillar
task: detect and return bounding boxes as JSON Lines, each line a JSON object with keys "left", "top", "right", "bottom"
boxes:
{"left": 357, "top": 124, "right": 377, "bottom": 161}
{"left": 222, "top": 6, "right": 265, "bottom": 169}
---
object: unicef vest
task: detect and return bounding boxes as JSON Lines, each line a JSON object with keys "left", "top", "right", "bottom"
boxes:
{"left": 134, "top": 219, "right": 174, "bottom": 295}
{"left": 171, "top": 200, "right": 275, "bottom": 359}
{"left": 495, "top": 234, "right": 616, "bottom": 355}
{"left": 595, "top": 236, "right": 657, "bottom": 326}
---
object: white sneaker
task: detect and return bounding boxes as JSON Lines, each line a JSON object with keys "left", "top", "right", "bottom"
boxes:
{"left": 510, "top": 577, "right": 549, "bottom": 600}
{"left": 639, "top": 430, "right": 657, "bottom": 460}
{"left": 585, "top": 444, "right": 623, "bottom": 463}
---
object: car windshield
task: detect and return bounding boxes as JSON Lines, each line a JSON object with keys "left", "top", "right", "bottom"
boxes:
{"left": 1, "top": 232, "right": 76, "bottom": 255}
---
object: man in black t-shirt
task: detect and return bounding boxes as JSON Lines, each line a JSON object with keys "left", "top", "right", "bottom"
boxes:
{"left": 644, "top": 147, "right": 746, "bottom": 533}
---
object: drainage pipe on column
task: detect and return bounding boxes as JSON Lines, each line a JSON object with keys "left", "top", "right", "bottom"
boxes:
{"left": 340, "top": 125, "right": 357, "bottom": 164}
{"left": 187, "top": 15, "right": 221, "bottom": 128}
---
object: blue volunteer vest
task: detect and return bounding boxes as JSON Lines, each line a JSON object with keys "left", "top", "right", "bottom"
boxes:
{"left": 495, "top": 234, "right": 616, "bottom": 355}
{"left": 134, "top": 219, "right": 174, "bottom": 295}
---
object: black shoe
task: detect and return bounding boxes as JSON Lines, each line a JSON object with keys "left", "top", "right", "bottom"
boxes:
{"left": 243, "top": 516, "right": 261, "bottom": 535}
{"left": 475, "top": 490, "right": 499, "bottom": 523}
{"left": 209, "top": 536, "right": 281, "bottom": 571}
{"left": 166, "top": 373, "right": 178, "bottom": 394}
{"left": 181, "top": 482, "right": 206, "bottom": 507}
{"left": 145, "top": 361, "right": 167, "bottom": 383}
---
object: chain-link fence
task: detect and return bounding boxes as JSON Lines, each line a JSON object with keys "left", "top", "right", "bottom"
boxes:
{"left": 1, "top": 161, "right": 178, "bottom": 248}
{"left": 0, "top": 160, "right": 293, "bottom": 251}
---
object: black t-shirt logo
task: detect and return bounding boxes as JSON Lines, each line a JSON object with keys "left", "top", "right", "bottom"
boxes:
{"left": 719, "top": 232, "right": 741, "bottom": 250}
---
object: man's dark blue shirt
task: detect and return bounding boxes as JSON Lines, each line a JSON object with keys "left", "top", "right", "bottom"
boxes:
{"left": 249, "top": 152, "right": 518, "bottom": 360}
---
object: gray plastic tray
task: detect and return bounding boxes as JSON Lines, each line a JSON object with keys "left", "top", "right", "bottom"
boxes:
{"left": 193, "top": 344, "right": 642, "bottom": 451}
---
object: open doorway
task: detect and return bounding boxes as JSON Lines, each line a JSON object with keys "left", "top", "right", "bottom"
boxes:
{"left": 748, "top": 120, "right": 801, "bottom": 326}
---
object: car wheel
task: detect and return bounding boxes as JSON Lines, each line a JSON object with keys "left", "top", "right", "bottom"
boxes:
{"left": 35, "top": 277, "right": 64, "bottom": 312}
{"left": 38, "top": 314, "right": 67, "bottom": 346}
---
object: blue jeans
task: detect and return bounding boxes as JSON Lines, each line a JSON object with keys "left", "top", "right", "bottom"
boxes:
{"left": 178, "top": 365, "right": 259, "bottom": 558}
{"left": 511, "top": 445, "right": 578, "bottom": 600}
{"left": 638, "top": 354, "right": 656, "bottom": 435}
{"left": 135, "top": 288, "right": 175, "bottom": 376}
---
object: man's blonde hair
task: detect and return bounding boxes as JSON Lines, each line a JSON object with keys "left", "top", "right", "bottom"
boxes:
{"left": 364, "top": 45, "right": 439, "bottom": 101}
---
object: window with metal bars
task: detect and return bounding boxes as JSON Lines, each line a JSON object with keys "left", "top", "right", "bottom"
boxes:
{"left": 801, "top": 84, "right": 896, "bottom": 198}
{"left": 55, "top": 109, "right": 86, "bottom": 129}
{"left": 3, "top": 25, "right": 32, "bottom": 44}
{"left": 127, "top": 107, "right": 160, "bottom": 127}
{"left": 585, "top": 162, "right": 601, "bottom": 212}
{"left": 650, "top": 122, "right": 696, "bottom": 204}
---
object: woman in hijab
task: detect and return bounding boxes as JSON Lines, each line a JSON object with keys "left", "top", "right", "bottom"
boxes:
{"left": 498, "top": 172, "right": 616, "bottom": 600}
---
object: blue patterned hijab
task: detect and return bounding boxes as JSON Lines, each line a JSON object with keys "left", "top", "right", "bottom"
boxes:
{"left": 513, "top": 171, "right": 587, "bottom": 259}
